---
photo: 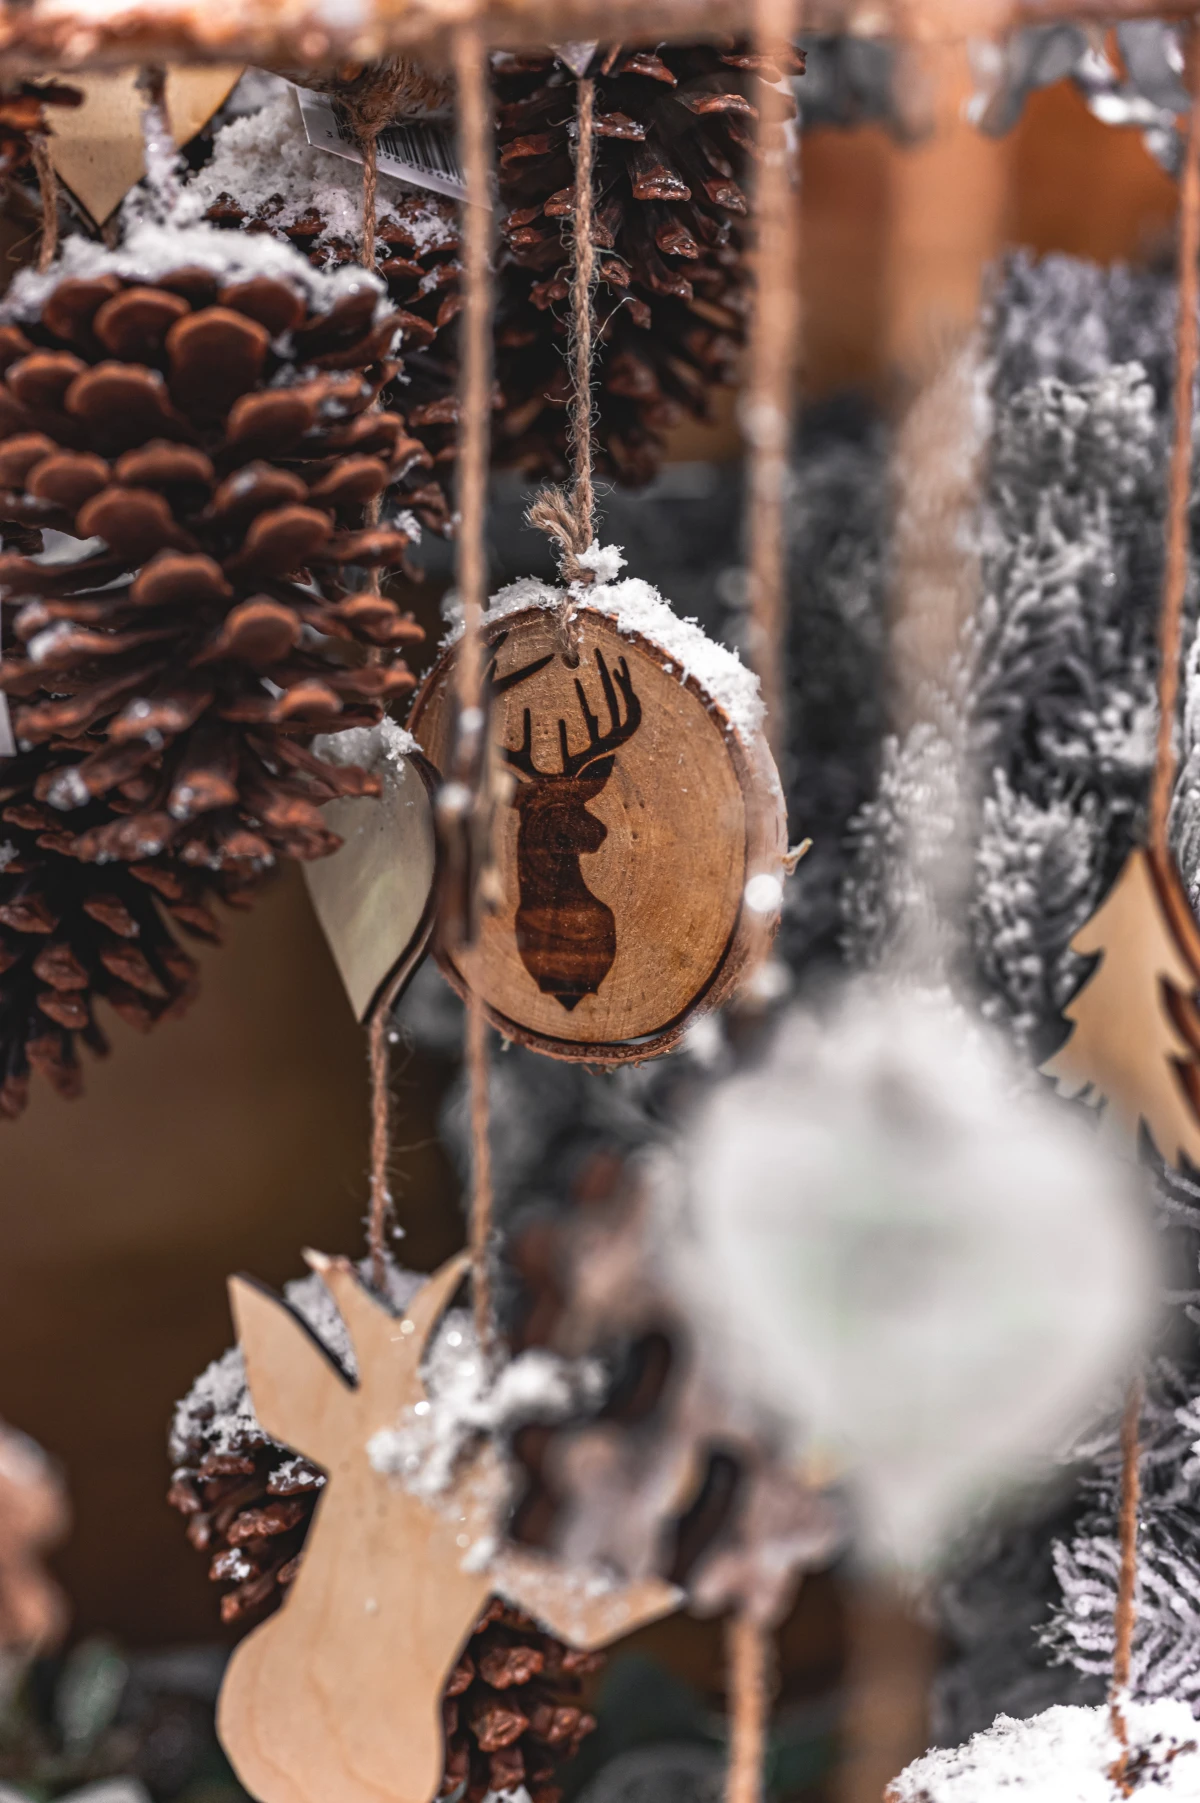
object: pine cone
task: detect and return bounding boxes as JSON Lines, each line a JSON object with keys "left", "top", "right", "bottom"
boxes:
{"left": 190, "top": 92, "right": 457, "bottom": 536}
{"left": 0, "top": 772, "right": 249, "bottom": 1115}
{"left": 0, "top": 225, "right": 425, "bottom": 878}
{"left": 493, "top": 40, "right": 802, "bottom": 485}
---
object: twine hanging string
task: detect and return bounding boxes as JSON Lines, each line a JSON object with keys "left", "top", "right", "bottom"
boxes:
{"left": 367, "top": 1010, "right": 392, "bottom": 1291}
{"left": 726, "top": 1613, "right": 773, "bottom": 1803}
{"left": 1109, "top": 1379, "right": 1144, "bottom": 1790}
{"left": 724, "top": 2, "right": 798, "bottom": 1799}
{"left": 451, "top": 20, "right": 498, "bottom": 1362}
{"left": 743, "top": 0, "right": 800, "bottom": 767}
{"left": 526, "top": 73, "right": 598, "bottom": 661}
{"left": 29, "top": 134, "right": 57, "bottom": 273}
{"left": 1103, "top": 49, "right": 1200, "bottom": 1776}
{"left": 1151, "top": 41, "right": 1200, "bottom": 856}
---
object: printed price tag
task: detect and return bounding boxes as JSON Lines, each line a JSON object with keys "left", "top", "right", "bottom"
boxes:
{"left": 294, "top": 86, "right": 467, "bottom": 204}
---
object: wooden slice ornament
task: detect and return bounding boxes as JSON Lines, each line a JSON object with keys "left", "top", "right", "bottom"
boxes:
{"left": 217, "top": 1251, "right": 680, "bottom": 1803}
{"left": 410, "top": 579, "right": 787, "bottom": 1061}
{"left": 1041, "top": 56, "right": 1200, "bottom": 1174}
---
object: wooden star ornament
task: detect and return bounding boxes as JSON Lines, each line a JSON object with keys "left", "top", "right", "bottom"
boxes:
{"left": 217, "top": 1251, "right": 680, "bottom": 1803}
{"left": 1043, "top": 846, "right": 1200, "bottom": 1166}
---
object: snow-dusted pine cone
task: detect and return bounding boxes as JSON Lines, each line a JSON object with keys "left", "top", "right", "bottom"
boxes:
{"left": 168, "top": 1261, "right": 601, "bottom": 1803}
{"left": 189, "top": 93, "right": 457, "bottom": 536}
{"left": 0, "top": 787, "right": 249, "bottom": 1116}
{"left": 493, "top": 40, "right": 802, "bottom": 485}
{"left": 0, "top": 221, "right": 425, "bottom": 877}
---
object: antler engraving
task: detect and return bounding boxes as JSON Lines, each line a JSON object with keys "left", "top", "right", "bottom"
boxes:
{"left": 492, "top": 647, "right": 643, "bottom": 1011}
{"left": 217, "top": 1254, "right": 678, "bottom": 1803}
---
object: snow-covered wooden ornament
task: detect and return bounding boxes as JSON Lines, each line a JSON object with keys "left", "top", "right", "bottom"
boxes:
{"left": 46, "top": 65, "right": 243, "bottom": 225}
{"left": 217, "top": 1250, "right": 679, "bottom": 1803}
{"left": 409, "top": 556, "right": 788, "bottom": 1062}
{"left": 302, "top": 721, "right": 438, "bottom": 1024}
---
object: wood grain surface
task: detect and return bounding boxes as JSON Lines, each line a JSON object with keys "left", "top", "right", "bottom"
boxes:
{"left": 410, "top": 607, "right": 786, "bottom": 1061}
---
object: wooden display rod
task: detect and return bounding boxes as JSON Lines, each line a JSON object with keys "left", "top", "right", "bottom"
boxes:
{"left": 0, "top": 0, "right": 1194, "bottom": 80}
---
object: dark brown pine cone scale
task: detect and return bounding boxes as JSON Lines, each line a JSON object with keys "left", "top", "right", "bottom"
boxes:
{"left": 168, "top": 1446, "right": 601, "bottom": 1803}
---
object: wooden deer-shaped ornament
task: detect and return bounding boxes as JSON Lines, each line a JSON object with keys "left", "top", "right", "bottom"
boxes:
{"left": 217, "top": 1251, "right": 679, "bottom": 1803}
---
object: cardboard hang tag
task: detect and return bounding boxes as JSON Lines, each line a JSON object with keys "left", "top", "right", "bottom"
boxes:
{"left": 303, "top": 739, "right": 438, "bottom": 1023}
{"left": 46, "top": 64, "right": 244, "bottom": 226}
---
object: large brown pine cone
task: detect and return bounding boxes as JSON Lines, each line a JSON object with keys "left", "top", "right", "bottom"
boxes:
{"left": 0, "top": 778, "right": 250, "bottom": 1116}
{"left": 188, "top": 92, "right": 457, "bottom": 536}
{"left": 0, "top": 225, "right": 426, "bottom": 878}
{"left": 493, "top": 40, "right": 802, "bottom": 485}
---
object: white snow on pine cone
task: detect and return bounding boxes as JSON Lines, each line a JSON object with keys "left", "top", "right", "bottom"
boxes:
{"left": 452, "top": 547, "right": 766, "bottom": 744}
{"left": 887, "top": 1701, "right": 1200, "bottom": 1801}
{"left": 182, "top": 90, "right": 457, "bottom": 257}
{"left": 1, "top": 214, "right": 388, "bottom": 327}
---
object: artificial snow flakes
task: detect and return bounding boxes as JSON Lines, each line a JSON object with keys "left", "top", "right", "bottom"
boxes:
{"left": 887, "top": 1700, "right": 1200, "bottom": 1802}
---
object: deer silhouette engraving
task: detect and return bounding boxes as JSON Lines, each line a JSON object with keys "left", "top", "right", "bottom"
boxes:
{"left": 217, "top": 1251, "right": 678, "bottom": 1803}
{"left": 496, "top": 646, "right": 643, "bottom": 1011}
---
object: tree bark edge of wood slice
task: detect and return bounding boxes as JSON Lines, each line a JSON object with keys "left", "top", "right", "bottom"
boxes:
{"left": 407, "top": 605, "right": 788, "bottom": 1063}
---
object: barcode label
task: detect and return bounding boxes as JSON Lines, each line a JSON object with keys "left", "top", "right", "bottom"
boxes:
{"left": 294, "top": 85, "right": 469, "bottom": 204}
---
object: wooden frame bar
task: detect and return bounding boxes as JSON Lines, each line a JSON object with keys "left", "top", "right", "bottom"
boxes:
{"left": 0, "top": 0, "right": 1194, "bottom": 79}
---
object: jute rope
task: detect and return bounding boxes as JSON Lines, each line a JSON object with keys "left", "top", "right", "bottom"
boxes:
{"left": 1150, "top": 38, "right": 1200, "bottom": 855}
{"left": 526, "top": 73, "right": 598, "bottom": 661}
{"left": 453, "top": 20, "right": 498, "bottom": 1361}
{"left": 726, "top": 1613, "right": 773, "bottom": 1803}
{"left": 30, "top": 134, "right": 57, "bottom": 272}
{"left": 1103, "top": 46, "right": 1200, "bottom": 1777}
{"left": 743, "top": 0, "right": 800, "bottom": 767}
{"left": 725, "top": 0, "right": 798, "bottom": 1796}
{"left": 1109, "top": 1380, "right": 1143, "bottom": 1791}
{"left": 353, "top": 69, "right": 406, "bottom": 1290}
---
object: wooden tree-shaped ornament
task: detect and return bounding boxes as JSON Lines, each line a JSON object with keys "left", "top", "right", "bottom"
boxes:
{"left": 1041, "top": 57, "right": 1200, "bottom": 1172}
{"left": 217, "top": 1252, "right": 679, "bottom": 1803}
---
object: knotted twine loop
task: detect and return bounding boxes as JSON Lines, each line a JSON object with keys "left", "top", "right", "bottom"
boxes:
{"left": 527, "top": 73, "right": 598, "bottom": 666}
